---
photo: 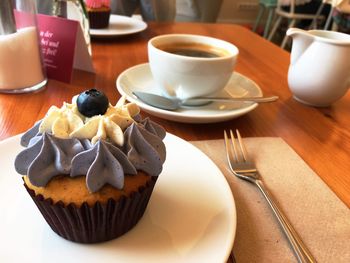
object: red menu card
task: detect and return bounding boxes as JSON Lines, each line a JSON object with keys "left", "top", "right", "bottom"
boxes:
{"left": 37, "top": 14, "right": 94, "bottom": 83}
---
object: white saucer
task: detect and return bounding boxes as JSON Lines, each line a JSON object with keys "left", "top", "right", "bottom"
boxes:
{"left": 90, "top": 15, "right": 147, "bottom": 38}
{"left": 116, "top": 63, "right": 263, "bottom": 123}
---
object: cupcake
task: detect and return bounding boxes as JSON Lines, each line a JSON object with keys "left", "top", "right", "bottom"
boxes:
{"left": 14, "top": 89, "right": 166, "bottom": 243}
{"left": 85, "top": 0, "right": 111, "bottom": 29}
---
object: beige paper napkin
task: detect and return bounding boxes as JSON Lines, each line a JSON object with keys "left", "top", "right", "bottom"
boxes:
{"left": 191, "top": 138, "right": 350, "bottom": 263}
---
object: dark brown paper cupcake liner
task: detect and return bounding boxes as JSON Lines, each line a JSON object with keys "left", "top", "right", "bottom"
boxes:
{"left": 24, "top": 177, "right": 157, "bottom": 243}
{"left": 88, "top": 10, "right": 110, "bottom": 29}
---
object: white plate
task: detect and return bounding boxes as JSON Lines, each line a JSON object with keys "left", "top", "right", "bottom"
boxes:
{"left": 116, "top": 63, "right": 263, "bottom": 123}
{"left": 90, "top": 15, "right": 147, "bottom": 37}
{"left": 0, "top": 133, "right": 236, "bottom": 263}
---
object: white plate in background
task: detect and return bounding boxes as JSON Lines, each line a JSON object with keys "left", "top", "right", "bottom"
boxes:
{"left": 90, "top": 15, "right": 147, "bottom": 37}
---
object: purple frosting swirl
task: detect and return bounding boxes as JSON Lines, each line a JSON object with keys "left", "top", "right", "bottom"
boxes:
{"left": 70, "top": 140, "right": 137, "bottom": 192}
{"left": 15, "top": 133, "right": 87, "bottom": 187}
{"left": 124, "top": 122, "right": 166, "bottom": 176}
{"left": 14, "top": 119, "right": 166, "bottom": 193}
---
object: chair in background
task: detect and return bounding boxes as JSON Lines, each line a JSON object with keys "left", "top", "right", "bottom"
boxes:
{"left": 333, "top": 0, "right": 350, "bottom": 32}
{"left": 253, "top": 0, "right": 278, "bottom": 38}
{"left": 267, "top": 0, "right": 325, "bottom": 49}
{"left": 312, "top": 0, "right": 350, "bottom": 30}
{"left": 310, "top": 1, "right": 332, "bottom": 29}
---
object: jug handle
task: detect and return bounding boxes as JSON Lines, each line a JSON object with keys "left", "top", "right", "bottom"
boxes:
{"left": 287, "top": 28, "right": 314, "bottom": 65}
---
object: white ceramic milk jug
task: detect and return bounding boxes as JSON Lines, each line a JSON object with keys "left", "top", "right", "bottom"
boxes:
{"left": 286, "top": 28, "right": 350, "bottom": 106}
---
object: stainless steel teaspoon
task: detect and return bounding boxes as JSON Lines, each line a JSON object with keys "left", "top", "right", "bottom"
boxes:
{"left": 132, "top": 91, "right": 278, "bottom": 111}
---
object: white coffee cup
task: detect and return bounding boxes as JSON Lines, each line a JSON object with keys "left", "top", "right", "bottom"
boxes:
{"left": 148, "top": 34, "right": 239, "bottom": 100}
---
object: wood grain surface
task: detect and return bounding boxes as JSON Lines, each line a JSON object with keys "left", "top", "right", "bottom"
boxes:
{"left": 0, "top": 23, "right": 349, "bottom": 208}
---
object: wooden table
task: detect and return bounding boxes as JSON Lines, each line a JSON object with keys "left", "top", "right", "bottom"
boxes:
{"left": 0, "top": 23, "right": 349, "bottom": 209}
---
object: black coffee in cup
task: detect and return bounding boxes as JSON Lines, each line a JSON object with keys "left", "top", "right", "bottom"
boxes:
{"left": 157, "top": 42, "right": 230, "bottom": 58}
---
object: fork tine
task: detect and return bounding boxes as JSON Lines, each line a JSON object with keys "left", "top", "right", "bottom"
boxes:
{"left": 229, "top": 129, "right": 239, "bottom": 163}
{"left": 236, "top": 129, "right": 248, "bottom": 162}
{"left": 224, "top": 130, "right": 234, "bottom": 168}
{"left": 224, "top": 130, "right": 229, "bottom": 152}
{"left": 225, "top": 130, "right": 240, "bottom": 166}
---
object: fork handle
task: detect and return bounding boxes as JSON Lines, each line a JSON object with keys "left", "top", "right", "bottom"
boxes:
{"left": 255, "top": 179, "right": 317, "bottom": 263}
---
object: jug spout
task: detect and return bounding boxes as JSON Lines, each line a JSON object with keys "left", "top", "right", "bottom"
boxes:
{"left": 287, "top": 28, "right": 314, "bottom": 65}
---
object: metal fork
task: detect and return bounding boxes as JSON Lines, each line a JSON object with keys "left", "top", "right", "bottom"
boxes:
{"left": 224, "top": 129, "right": 316, "bottom": 263}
